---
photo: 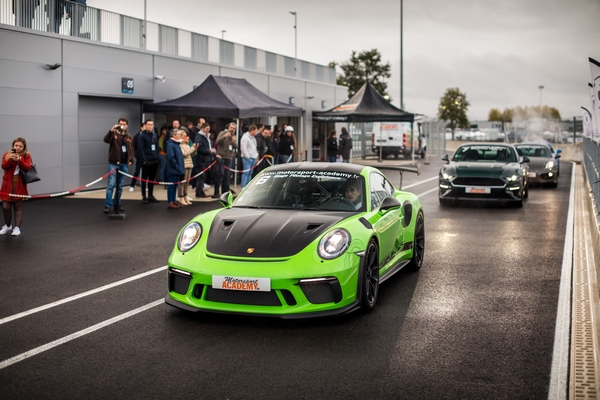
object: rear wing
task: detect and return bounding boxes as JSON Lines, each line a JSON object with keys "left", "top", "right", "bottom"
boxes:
{"left": 376, "top": 163, "right": 422, "bottom": 190}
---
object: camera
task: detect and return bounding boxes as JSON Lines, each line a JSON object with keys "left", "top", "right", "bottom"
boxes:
{"left": 116, "top": 125, "right": 124, "bottom": 132}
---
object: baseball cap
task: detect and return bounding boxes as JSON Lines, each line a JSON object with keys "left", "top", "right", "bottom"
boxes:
{"left": 285, "top": 126, "right": 294, "bottom": 132}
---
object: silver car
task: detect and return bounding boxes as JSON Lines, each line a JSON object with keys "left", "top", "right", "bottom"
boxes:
{"left": 514, "top": 142, "right": 560, "bottom": 187}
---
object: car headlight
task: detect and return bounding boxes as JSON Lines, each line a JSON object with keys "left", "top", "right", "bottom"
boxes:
{"left": 442, "top": 172, "right": 455, "bottom": 181}
{"left": 177, "top": 222, "right": 202, "bottom": 252}
{"left": 545, "top": 161, "right": 554, "bottom": 170}
{"left": 318, "top": 229, "right": 351, "bottom": 260}
{"left": 505, "top": 174, "right": 519, "bottom": 182}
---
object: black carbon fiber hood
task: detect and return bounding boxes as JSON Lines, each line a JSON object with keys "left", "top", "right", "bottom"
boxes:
{"left": 205, "top": 208, "right": 347, "bottom": 258}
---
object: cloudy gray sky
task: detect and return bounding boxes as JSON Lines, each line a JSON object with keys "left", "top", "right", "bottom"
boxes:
{"left": 89, "top": 0, "right": 600, "bottom": 121}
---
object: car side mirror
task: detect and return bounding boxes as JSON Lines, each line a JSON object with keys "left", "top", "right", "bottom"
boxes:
{"left": 522, "top": 156, "right": 530, "bottom": 163}
{"left": 441, "top": 154, "right": 449, "bottom": 163}
{"left": 379, "top": 197, "right": 402, "bottom": 212}
{"left": 219, "top": 191, "right": 233, "bottom": 207}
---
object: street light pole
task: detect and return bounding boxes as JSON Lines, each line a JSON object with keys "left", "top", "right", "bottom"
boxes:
{"left": 289, "top": 11, "right": 297, "bottom": 75}
{"left": 142, "top": 0, "right": 147, "bottom": 49}
{"left": 539, "top": 85, "right": 544, "bottom": 108}
{"left": 400, "top": 0, "right": 403, "bottom": 110}
{"left": 221, "top": 30, "right": 226, "bottom": 40}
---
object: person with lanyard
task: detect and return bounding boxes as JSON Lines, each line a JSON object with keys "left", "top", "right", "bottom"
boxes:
{"left": 194, "top": 122, "right": 215, "bottom": 198}
{"left": 103, "top": 118, "right": 134, "bottom": 213}
{"left": 136, "top": 119, "right": 160, "bottom": 204}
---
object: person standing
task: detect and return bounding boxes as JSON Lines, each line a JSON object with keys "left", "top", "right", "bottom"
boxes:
{"left": 194, "top": 122, "right": 215, "bottom": 198}
{"left": 103, "top": 118, "right": 133, "bottom": 213}
{"left": 178, "top": 130, "right": 197, "bottom": 205}
{"left": 213, "top": 122, "right": 237, "bottom": 198}
{"left": 326, "top": 130, "right": 338, "bottom": 162}
{"left": 166, "top": 130, "right": 185, "bottom": 209}
{"left": 278, "top": 127, "right": 295, "bottom": 164}
{"left": 272, "top": 128, "right": 281, "bottom": 164}
{"left": 252, "top": 123, "right": 266, "bottom": 178}
{"left": 240, "top": 125, "right": 259, "bottom": 188}
{"left": 157, "top": 126, "right": 168, "bottom": 184}
{"left": 137, "top": 119, "right": 160, "bottom": 204}
{"left": 339, "top": 127, "right": 353, "bottom": 163}
{"left": 128, "top": 123, "right": 144, "bottom": 192}
{"left": 0, "top": 137, "right": 32, "bottom": 236}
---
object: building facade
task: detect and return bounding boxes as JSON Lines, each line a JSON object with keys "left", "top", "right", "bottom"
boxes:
{"left": 0, "top": 0, "right": 348, "bottom": 194}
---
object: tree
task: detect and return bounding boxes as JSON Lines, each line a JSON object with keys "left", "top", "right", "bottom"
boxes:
{"left": 330, "top": 49, "right": 392, "bottom": 101}
{"left": 488, "top": 108, "right": 502, "bottom": 121}
{"left": 438, "top": 88, "right": 470, "bottom": 140}
{"left": 487, "top": 105, "right": 561, "bottom": 123}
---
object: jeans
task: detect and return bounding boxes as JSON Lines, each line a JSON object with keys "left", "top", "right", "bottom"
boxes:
{"left": 278, "top": 154, "right": 290, "bottom": 164}
{"left": 159, "top": 154, "right": 167, "bottom": 182}
{"left": 241, "top": 157, "right": 255, "bottom": 188}
{"left": 328, "top": 156, "right": 337, "bottom": 163}
{"left": 213, "top": 158, "right": 232, "bottom": 196}
{"left": 167, "top": 174, "right": 179, "bottom": 203}
{"left": 105, "top": 163, "right": 129, "bottom": 208}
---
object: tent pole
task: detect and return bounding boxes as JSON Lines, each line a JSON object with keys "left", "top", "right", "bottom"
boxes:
{"left": 379, "top": 123, "right": 383, "bottom": 163}
{"left": 234, "top": 118, "right": 239, "bottom": 189}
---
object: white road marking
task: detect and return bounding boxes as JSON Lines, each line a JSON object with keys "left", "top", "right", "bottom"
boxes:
{"left": 547, "top": 163, "right": 575, "bottom": 400}
{"left": 402, "top": 175, "right": 438, "bottom": 190}
{"left": 0, "top": 299, "right": 163, "bottom": 370}
{"left": 0, "top": 266, "right": 167, "bottom": 326}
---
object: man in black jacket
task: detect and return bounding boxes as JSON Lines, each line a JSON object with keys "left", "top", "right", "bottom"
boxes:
{"left": 194, "top": 122, "right": 215, "bottom": 198}
{"left": 136, "top": 120, "right": 160, "bottom": 203}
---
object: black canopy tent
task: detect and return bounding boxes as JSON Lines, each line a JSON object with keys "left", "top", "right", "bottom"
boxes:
{"left": 312, "top": 81, "right": 414, "bottom": 123}
{"left": 143, "top": 75, "right": 302, "bottom": 118}
{"left": 313, "top": 82, "right": 416, "bottom": 161}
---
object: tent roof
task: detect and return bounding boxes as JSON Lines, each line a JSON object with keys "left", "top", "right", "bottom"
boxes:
{"left": 143, "top": 75, "right": 302, "bottom": 118}
{"left": 313, "top": 81, "right": 414, "bottom": 123}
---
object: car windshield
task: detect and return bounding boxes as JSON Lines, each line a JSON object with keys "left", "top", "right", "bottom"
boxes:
{"left": 515, "top": 145, "right": 551, "bottom": 158}
{"left": 233, "top": 169, "right": 366, "bottom": 211}
{"left": 452, "top": 145, "right": 518, "bottom": 163}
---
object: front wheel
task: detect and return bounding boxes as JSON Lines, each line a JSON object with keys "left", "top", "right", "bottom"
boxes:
{"left": 407, "top": 211, "right": 425, "bottom": 272}
{"left": 361, "top": 239, "right": 380, "bottom": 311}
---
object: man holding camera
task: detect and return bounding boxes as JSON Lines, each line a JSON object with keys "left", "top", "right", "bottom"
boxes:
{"left": 103, "top": 118, "right": 134, "bottom": 213}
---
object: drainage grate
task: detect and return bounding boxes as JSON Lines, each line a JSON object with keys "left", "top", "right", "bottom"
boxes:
{"left": 570, "top": 168, "right": 599, "bottom": 399}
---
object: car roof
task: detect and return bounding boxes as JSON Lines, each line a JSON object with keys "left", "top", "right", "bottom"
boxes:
{"left": 516, "top": 141, "right": 552, "bottom": 147}
{"left": 266, "top": 162, "right": 368, "bottom": 175}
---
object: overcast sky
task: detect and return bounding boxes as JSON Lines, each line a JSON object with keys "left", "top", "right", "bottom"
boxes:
{"left": 89, "top": 0, "right": 600, "bottom": 121}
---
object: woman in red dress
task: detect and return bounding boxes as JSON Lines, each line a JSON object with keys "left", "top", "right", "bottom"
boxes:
{"left": 1, "top": 137, "right": 32, "bottom": 236}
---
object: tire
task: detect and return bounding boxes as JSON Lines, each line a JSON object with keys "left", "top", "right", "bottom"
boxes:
{"left": 361, "top": 238, "right": 380, "bottom": 311}
{"left": 550, "top": 181, "right": 558, "bottom": 188}
{"left": 407, "top": 211, "right": 425, "bottom": 272}
{"left": 523, "top": 184, "right": 529, "bottom": 199}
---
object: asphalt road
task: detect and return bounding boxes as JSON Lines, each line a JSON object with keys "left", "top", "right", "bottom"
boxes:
{"left": 0, "top": 159, "right": 571, "bottom": 399}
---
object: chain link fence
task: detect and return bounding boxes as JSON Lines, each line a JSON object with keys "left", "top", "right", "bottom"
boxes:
{"left": 583, "top": 138, "right": 600, "bottom": 214}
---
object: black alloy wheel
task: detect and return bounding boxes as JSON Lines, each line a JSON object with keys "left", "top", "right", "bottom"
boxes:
{"left": 361, "top": 239, "right": 380, "bottom": 311}
{"left": 407, "top": 211, "right": 425, "bottom": 272}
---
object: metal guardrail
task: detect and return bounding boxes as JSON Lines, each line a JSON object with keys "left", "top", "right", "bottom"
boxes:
{"left": 0, "top": 0, "right": 336, "bottom": 84}
{"left": 583, "top": 138, "right": 600, "bottom": 213}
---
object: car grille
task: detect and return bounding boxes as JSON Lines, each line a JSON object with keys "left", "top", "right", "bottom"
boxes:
{"left": 453, "top": 177, "right": 505, "bottom": 186}
{"left": 204, "top": 286, "right": 282, "bottom": 306}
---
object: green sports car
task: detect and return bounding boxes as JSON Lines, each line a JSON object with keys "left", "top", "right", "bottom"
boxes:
{"left": 166, "top": 162, "right": 425, "bottom": 318}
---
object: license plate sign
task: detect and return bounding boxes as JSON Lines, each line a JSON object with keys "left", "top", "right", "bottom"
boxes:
{"left": 528, "top": 172, "right": 537, "bottom": 178}
{"left": 212, "top": 276, "right": 271, "bottom": 292}
{"left": 466, "top": 186, "right": 490, "bottom": 194}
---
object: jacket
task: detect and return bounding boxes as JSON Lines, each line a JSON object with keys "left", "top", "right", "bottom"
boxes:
{"left": 194, "top": 132, "right": 213, "bottom": 165}
{"left": 339, "top": 132, "right": 353, "bottom": 160}
{"left": 137, "top": 130, "right": 160, "bottom": 164}
{"left": 166, "top": 139, "right": 185, "bottom": 176}
{"left": 215, "top": 130, "right": 237, "bottom": 159}
{"left": 279, "top": 134, "right": 294, "bottom": 156}
{"left": 104, "top": 130, "right": 134, "bottom": 164}
{"left": 327, "top": 137, "right": 338, "bottom": 157}
{"left": 180, "top": 142, "right": 196, "bottom": 169}
{"left": 1, "top": 151, "right": 32, "bottom": 202}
